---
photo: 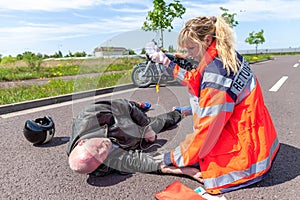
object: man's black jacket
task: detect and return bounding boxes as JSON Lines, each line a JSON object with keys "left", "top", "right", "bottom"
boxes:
{"left": 67, "top": 99, "right": 168, "bottom": 175}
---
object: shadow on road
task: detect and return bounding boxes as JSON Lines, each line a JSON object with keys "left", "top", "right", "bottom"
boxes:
{"left": 252, "top": 143, "right": 300, "bottom": 188}
{"left": 87, "top": 173, "right": 133, "bottom": 187}
{"left": 33, "top": 136, "right": 70, "bottom": 148}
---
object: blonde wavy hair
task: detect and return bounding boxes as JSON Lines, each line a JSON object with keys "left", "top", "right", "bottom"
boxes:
{"left": 178, "top": 16, "right": 240, "bottom": 75}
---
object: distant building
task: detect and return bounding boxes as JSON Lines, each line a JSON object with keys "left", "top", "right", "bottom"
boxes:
{"left": 94, "top": 46, "right": 129, "bottom": 57}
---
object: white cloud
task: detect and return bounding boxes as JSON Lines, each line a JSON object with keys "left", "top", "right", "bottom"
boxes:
{"left": 110, "top": 7, "right": 150, "bottom": 13}
{"left": 0, "top": 14, "right": 145, "bottom": 46}
{"left": 183, "top": 0, "right": 300, "bottom": 21}
{"left": 0, "top": 0, "right": 148, "bottom": 11}
{"left": 0, "top": 0, "right": 90, "bottom": 11}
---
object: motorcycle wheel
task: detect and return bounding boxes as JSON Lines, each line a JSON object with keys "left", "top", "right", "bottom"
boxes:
{"left": 131, "top": 63, "right": 154, "bottom": 88}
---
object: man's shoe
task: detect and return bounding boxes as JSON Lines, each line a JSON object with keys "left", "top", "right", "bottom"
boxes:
{"left": 139, "top": 102, "right": 151, "bottom": 111}
{"left": 173, "top": 106, "right": 192, "bottom": 116}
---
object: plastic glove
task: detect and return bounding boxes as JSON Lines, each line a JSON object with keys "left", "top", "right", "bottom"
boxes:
{"left": 145, "top": 42, "right": 170, "bottom": 66}
{"left": 150, "top": 51, "right": 170, "bottom": 66}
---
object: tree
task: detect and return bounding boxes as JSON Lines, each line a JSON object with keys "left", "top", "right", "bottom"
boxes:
{"left": 168, "top": 45, "right": 175, "bottom": 53}
{"left": 220, "top": 7, "right": 238, "bottom": 28}
{"left": 22, "top": 51, "right": 43, "bottom": 70}
{"left": 141, "top": 48, "right": 146, "bottom": 55}
{"left": 73, "top": 51, "right": 87, "bottom": 57}
{"left": 16, "top": 54, "right": 23, "bottom": 60}
{"left": 52, "top": 51, "right": 63, "bottom": 58}
{"left": 142, "top": 0, "right": 186, "bottom": 48}
{"left": 245, "top": 29, "right": 265, "bottom": 55}
{"left": 128, "top": 49, "right": 136, "bottom": 55}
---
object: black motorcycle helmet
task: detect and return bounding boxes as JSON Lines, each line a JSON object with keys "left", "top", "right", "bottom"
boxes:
{"left": 23, "top": 116, "right": 55, "bottom": 144}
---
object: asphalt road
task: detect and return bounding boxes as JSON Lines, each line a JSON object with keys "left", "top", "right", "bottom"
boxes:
{"left": 0, "top": 55, "right": 299, "bottom": 200}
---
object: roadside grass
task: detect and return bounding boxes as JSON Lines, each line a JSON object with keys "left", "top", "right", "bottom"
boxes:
{"left": 243, "top": 54, "right": 273, "bottom": 63}
{"left": 0, "top": 71, "right": 132, "bottom": 105}
{"left": 0, "top": 57, "right": 142, "bottom": 81}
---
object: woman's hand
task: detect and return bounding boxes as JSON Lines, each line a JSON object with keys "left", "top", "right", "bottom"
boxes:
{"left": 146, "top": 47, "right": 170, "bottom": 66}
{"left": 181, "top": 167, "right": 203, "bottom": 182}
{"left": 160, "top": 165, "right": 203, "bottom": 183}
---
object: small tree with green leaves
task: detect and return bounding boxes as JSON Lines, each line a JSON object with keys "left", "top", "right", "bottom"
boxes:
{"left": 128, "top": 49, "right": 136, "bottom": 55}
{"left": 73, "top": 51, "right": 87, "bottom": 57}
{"left": 245, "top": 29, "right": 265, "bottom": 55}
{"left": 142, "top": 0, "right": 186, "bottom": 48}
{"left": 168, "top": 45, "right": 175, "bottom": 53}
{"left": 22, "top": 51, "right": 43, "bottom": 70}
{"left": 220, "top": 7, "right": 238, "bottom": 28}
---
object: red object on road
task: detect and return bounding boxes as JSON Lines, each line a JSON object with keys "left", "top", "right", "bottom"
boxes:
{"left": 155, "top": 180, "right": 206, "bottom": 200}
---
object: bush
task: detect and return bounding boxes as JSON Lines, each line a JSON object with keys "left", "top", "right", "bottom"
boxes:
{"left": 1, "top": 56, "right": 17, "bottom": 65}
{"left": 22, "top": 51, "right": 43, "bottom": 70}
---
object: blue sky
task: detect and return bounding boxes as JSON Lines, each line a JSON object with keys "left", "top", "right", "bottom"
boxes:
{"left": 1, "top": 0, "right": 300, "bottom": 56}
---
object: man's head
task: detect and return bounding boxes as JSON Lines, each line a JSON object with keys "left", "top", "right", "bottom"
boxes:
{"left": 68, "top": 138, "right": 112, "bottom": 174}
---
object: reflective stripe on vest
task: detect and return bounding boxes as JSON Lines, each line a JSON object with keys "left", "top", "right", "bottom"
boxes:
{"left": 175, "top": 67, "right": 186, "bottom": 82}
{"left": 194, "top": 102, "right": 235, "bottom": 118}
{"left": 173, "top": 145, "right": 185, "bottom": 167}
{"left": 202, "top": 72, "right": 232, "bottom": 88}
{"left": 204, "top": 137, "right": 279, "bottom": 189}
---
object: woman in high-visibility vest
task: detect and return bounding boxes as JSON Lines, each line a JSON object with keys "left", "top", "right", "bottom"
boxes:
{"left": 149, "top": 16, "right": 280, "bottom": 194}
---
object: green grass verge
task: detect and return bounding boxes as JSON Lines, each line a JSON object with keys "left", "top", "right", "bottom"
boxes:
{"left": 0, "top": 57, "right": 142, "bottom": 81}
{"left": 243, "top": 54, "right": 273, "bottom": 63}
{"left": 0, "top": 71, "right": 132, "bottom": 105}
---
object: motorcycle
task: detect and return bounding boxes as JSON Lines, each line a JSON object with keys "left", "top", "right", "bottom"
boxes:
{"left": 131, "top": 53, "right": 176, "bottom": 88}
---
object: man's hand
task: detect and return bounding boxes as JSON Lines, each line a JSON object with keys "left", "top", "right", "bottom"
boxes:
{"left": 160, "top": 165, "right": 203, "bottom": 183}
{"left": 144, "top": 126, "right": 156, "bottom": 143}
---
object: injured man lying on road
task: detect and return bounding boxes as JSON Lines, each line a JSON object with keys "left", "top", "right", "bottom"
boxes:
{"left": 67, "top": 98, "right": 202, "bottom": 182}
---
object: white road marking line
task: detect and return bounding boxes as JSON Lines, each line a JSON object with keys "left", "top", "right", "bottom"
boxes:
{"left": 293, "top": 63, "right": 299, "bottom": 68}
{"left": 269, "top": 76, "right": 288, "bottom": 92}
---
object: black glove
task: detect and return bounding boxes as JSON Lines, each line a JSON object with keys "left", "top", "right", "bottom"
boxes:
{"left": 173, "top": 57, "right": 198, "bottom": 71}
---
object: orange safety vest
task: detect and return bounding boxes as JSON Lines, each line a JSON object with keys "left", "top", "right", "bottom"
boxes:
{"left": 169, "top": 42, "right": 280, "bottom": 194}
